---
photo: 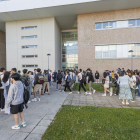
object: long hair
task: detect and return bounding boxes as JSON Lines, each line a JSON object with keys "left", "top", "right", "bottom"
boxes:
{"left": 3, "top": 71, "right": 10, "bottom": 83}
{"left": 128, "top": 71, "right": 133, "bottom": 78}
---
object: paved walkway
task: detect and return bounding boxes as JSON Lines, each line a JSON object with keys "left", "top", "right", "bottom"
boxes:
{"left": 0, "top": 86, "right": 68, "bottom": 140}
{"left": 63, "top": 91, "right": 140, "bottom": 109}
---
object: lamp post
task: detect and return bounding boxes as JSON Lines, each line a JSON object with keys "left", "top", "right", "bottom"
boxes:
{"left": 128, "top": 50, "right": 133, "bottom": 71}
{"left": 47, "top": 54, "right": 51, "bottom": 70}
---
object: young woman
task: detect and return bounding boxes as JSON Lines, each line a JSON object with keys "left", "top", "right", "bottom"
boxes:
{"left": 95, "top": 71, "right": 100, "bottom": 83}
{"left": 2, "top": 71, "right": 11, "bottom": 114}
{"left": 63, "top": 71, "right": 72, "bottom": 94}
{"left": 102, "top": 72, "right": 112, "bottom": 96}
{"left": 117, "top": 72, "right": 135, "bottom": 105}
{"left": 128, "top": 71, "right": 137, "bottom": 102}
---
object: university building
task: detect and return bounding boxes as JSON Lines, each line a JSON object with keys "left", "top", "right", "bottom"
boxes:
{"left": 0, "top": 0, "right": 140, "bottom": 74}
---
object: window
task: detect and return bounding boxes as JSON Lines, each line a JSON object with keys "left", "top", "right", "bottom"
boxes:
{"left": 137, "top": 19, "right": 140, "bottom": 26}
{"left": 21, "top": 35, "right": 37, "bottom": 39}
{"left": 95, "top": 23, "right": 102, "bottom": 29}
{"left": 95, "top": 43, "right": 140, "bottom": 58}
{"left": 22, "top": 55, "right": 38, "bottom": 58}
{"left": 22, "top": 26, "right": 37, "bottom": 30}
{"left": 128, "top": 20, "right": 136, "bottom": 27}
{"left": 22, "top": 45, "right": 38, "bottom": 49}
{"left": 103, "top": 22, "right": 108, "bottom": 29}
{"left": 109, "top": 22, "right": 116, "bottom": 29}
{"left": 22, "top": 65, "right": 38, "bottom": 68}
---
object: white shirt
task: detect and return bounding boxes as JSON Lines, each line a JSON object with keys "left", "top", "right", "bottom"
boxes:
{"left": 69, "top": 72, "right": 72, "bottom": 79}
{"left": 73, "top": 73, "right": 75, "bottom": 76}
{"left": 78, "top": 73, "right": 82, "bottom": 80}
{"left": 65, "top": 75, "right": 68, "bottom": 80}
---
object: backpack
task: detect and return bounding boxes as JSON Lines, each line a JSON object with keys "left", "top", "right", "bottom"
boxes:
{"left": 38, "top": 74, "right": 44, "bottom": 84}
{"left": 67, "top": 75, "right": 71, "bottom": 82}
{"left": 24, "top": 75, "right": 29, "bottom": 86}
{"left": 0, "top": 74, "right": 2, "bottom": 87}
{"left": 82, "top": 75, "right": 86, "bottom": 82}
{"left": 102, "top": 79, "right": 105, "bottom": 84}
{"left": 44, "top": 74, "right": 48, "bottom": 82}
{"left": 57, "top": 73, "right": 63, "bottom": 81}
{"left": 23, "top": 87, "right": 30, "bottom": 109}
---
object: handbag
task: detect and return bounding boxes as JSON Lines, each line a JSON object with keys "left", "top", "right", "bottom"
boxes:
{"left": 129, "top": 76, "right": 136, "bottom": 89}
{"left": 6, "top": 79, "right": 11, "bottom": 94}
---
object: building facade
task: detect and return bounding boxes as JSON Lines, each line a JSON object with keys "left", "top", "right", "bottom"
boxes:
{"left": 0, "top": 0, "right": 140, "bottom": 75}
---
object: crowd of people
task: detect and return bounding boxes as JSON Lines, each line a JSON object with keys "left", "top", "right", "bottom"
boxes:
{"left": 0, "top": 66, "right": 140, "bottom": 130}
{"left": 102, "top": 68, "right": 140, "bottom": 105}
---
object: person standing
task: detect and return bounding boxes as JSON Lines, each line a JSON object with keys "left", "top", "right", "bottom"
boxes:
{"left": 6, "top": 73, "right": 26, "bottom": 130}
{"left": 69, "top": 70, "right": 73, "bottom": 79}
{"left": 42, "top": 70, "right": 50, "bottom": 95}
{"left": 0, "top": 67, "right": 5, "bottom": 112}
{"left": 77, "top": 69, "right": 88, "bottom": 95}
{"left": 102, "top": 72, "right": 112, "bottom": 96}
{"left": 63, "top": 72, "right": 72, "bottom": 94}
{"left": 117, "top": 72, "right": 135, "bottom": 105}
{"left": 32, "top": 68, "right": 43, "bottom": 101}
{"left": 33, "top": 69, "right": 37, "bottom": 78}
{"left": 11, "top": 68, "right": 22, "bottom": 81}
{"left": 87, "top": 69, "right": 96, "bottom": 95}
{"left": 56, "top": 70, "right": 63, "bottom": 91}
{"left": 2, "top": 71, "right": 11, "bottom": 114}
{"left": 54, "top": 70, "right": 57, "bottom": 82}
{"left": 95, "top": 71, "right": 100, "bottom": 83}
{"left": 128, "top": 71, "right": 137, "bottom": 102}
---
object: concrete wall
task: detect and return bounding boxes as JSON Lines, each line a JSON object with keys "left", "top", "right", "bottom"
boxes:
{"left": 6, "top": 17, "right": 61, "bottom": 72}
{"left": 0, "top": 30, "right": 6, "bottom": 68}
{"left": 78, "top": 8, "right": 140, "bottom": 79}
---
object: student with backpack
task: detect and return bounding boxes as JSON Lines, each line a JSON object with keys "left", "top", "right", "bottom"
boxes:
{"left": 11, "top": 68, "right": 22, "bottom": 81}
{"left": 56, "top": 70, "right": 63, "bottom": 91}
{"left": 2, "top": 71, "right": 11, "bottom": 114}
{"left": 77, "top": 69, "right": 88, "bottom": 95}
{"left": 63, "top": 71, "right": 72, "bottom": 94}
{"left": 6, "top": 73, "right": 26, "bottom": 130}
{"left": 0, "top": 67, "right": 6, "bottom": 112}
{"left": 42, "top": 70, "right": 50, "bottom": 95}
{"left": 32, "top": 68, "right": 43, "bottom": 102}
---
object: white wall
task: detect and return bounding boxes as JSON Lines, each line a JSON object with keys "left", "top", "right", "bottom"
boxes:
{"left": 6, "top": 17, "right": 61, "bottom": 72}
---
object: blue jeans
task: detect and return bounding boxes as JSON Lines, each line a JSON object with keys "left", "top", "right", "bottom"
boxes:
{"left": 137, "top": 84, "right": 140, "bottom": 97}
{"left": 29, "top": 83, "right": 33, "bottom": 98}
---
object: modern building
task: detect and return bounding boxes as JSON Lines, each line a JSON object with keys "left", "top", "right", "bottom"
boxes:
{"left": 0, "top": 0, "right": 140, "bottom": 75}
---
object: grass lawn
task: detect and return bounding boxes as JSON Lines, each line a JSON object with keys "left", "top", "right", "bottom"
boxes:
{"left": 42, "top": 106, "right": 140, "bottom": 140}
{"left": 73, "top": 83, "right": 116, "bottom": 93}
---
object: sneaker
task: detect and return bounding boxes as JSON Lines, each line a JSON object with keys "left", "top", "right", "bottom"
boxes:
{"left": 122, "top": 102, "right": 125, "bottom": 105}
{"left": 12, "top": 125, "right": 20, "bottom": 130}
{"left": 102, "top": 94, "right": 106, "bottom": 96}
{"left": 114, "top": 94, "right": 117, "bottom": 96}
{"left": 77, "top": 91, "right": 80, "bottom": 94}
{"left": 38, "top": 98, "right": 40, "bottom": 101}
{"left": 22, "top": 122, "right": 26, "bottom": 127}
{"left": 1, "top": 109, "right": 5, "bottom": 112}
{"left": 110, "top": 92, "right": 112, "bottom": 96}
{"left": 93, "top": 90, "right": 96, "bottom": 94}
{"left": 85, "top": 92, "right": 88, "bottom": 96}
{"left": 59, "top": 90, "right": 62, "bottom": 92}
{"left": 126, "top": 102, "right": 129, "bottom": 105}
{"left": 27, "top": 101, "right": 31, "bottom": 104}
{"left": 69, "top": 92, "right": 72, "bottom": 94}
{"left": 32, "top": 98, "right": 37, "bottom": 102}
{"left": 88, "top": 92, "right": 92, "bottom": 95}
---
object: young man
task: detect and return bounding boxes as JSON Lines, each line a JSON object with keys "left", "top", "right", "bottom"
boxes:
{"left": 33, "top": 69, "right": 37, "bottom": 78}
{"left": 32, "top": 68, "right": 43, "bottom": 102}
{"left": 56, "top": 70, "right": 63, "bottom": 91}
{"left": 42, "top": 70, "right": 50, "bottom": 95}
{"left": 6, "top": 73, "right": 26, "bottom": 130}
{"left": 11, "top": 68, "right": 22, "bottom": 81}
{"left": 0, "top": 67, "right": 6, "bottom": 111}
{"left": 87, "top": 68, "right": 96, "bottom": 95}
{"left": 77, "top": 69, "right": 88, "bottom": 95}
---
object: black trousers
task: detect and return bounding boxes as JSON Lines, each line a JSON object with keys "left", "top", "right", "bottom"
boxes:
{"left": 0, "top": 89, "right": 5, "bottom": 109}
{"left": 64, "top": 82, "right": 71, "bottom": 92}
{"left": 116, "top": 84, "right": 119, "bottom": 95}
{"left": 79, "top": 80, "right": 86, "bottom": 92}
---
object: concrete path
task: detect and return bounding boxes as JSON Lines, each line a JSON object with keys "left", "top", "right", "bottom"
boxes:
{"left": 63, "top": 91, "right": 140, "bottom": 109}
{"left": 0, "top": 86, "right": 68, "bottom": 140}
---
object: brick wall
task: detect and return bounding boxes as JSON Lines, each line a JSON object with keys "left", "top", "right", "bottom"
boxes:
{"left": 78, "top": 8, "right": 140, "bottom": 80}
{"left": 0, "top": 30, "right": 6, "bottom": 69}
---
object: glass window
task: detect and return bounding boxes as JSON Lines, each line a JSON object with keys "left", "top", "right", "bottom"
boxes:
{"left": 21, "top": 36, "right": 37, "bottom": 39}
{"left": 26, "top": 65, "right": 34, "bottom": 67}
{"left": 128, "top": 44, "right": 136, "bottom": 57}
{"left": 103, "top": 52, "right": 109, "bottom": 58}
{"left": 109, "top": 22, "right": 116, "bottom": 28}
{"left": 95, "top": 23, "right": 102, "bottom": 29}
{"left": 128, "top": 20, "right": 136, "bottom": 27}
{"left": 137, "top": 44, "right": 140, "bottom": 57}
{"left": 109, "top": 45, "right": 116, "bottom": 58}
{"left": 26, "top": 55, "right": 34, "bottom": 58}
{"left": 137, "top": 19, "right": 140, "bottom": 26}
{"left": 22, "top": 46, "right": 37, "bottom": 49}
{"left": 103, "top": 22, "right": 108, "bottom": 29}
{"left": 21, "top": 26, "right": 37, "bottom": 30}
{"left": 95, "top": 46, "right": 102, "bottom": 58}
